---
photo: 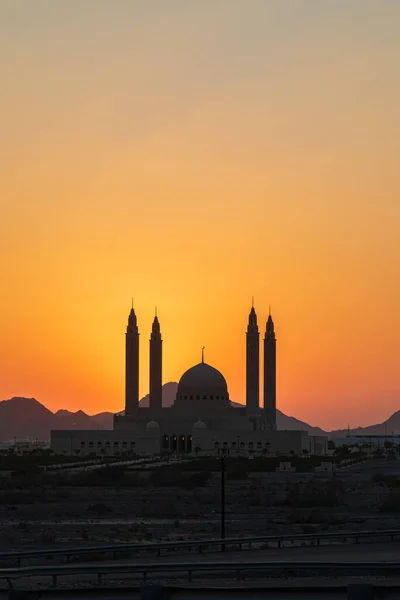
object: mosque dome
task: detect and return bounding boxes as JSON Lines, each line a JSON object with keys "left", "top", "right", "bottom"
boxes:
{"left": 146, "top": 420, "right": 160, "bottom": 430}
{"left": 175, "top": 362, "right": 230, "bottom": 408}
{"left": 193, "top": 419, "right": 207, "bottom": 430}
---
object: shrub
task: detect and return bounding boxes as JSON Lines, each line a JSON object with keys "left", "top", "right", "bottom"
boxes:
{"left": 284, "top": 481, "right": 342, "bottom": 508}
{"left": 372, "top": 473, "right": 399, "bottom": 487}
{"left": 87, "top": 503, "right": 111, "bottom": 514}
{"left": 149, "top": 468, "right": 210, "bottom": 489}
{"left": 378, "top": 492, "right": 400, "bottom": 513}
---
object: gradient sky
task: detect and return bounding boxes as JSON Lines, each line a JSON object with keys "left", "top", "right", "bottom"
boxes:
{"left": 1, "top": 1, "right": 399, "bottom": 430}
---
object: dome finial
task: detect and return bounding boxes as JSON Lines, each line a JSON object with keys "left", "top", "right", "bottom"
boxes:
{"left": 201, "top": 346, "right": 205, "bottom": 363}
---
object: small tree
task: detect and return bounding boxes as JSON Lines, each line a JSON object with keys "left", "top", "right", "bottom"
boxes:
{"left": 194, "top": 446, "right": 201, "bottom": 458}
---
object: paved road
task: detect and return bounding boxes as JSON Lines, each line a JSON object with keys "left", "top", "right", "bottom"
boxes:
{"left": 73, "top": 540, "right": 400, "bottom": 566}
{"left": 4, "top": 542, "right": 400, "bottom": 591}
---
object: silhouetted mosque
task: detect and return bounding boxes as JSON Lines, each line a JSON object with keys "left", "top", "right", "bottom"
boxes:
{"left": 51, "top": 304, "right": 327, "bottom": 456}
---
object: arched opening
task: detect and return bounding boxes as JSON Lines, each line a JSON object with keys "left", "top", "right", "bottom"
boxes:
{"left": 179, "top": 435, "right": 186, "bottom": 453}
{"left": 170, "top": 434, "right": 177, "bottom": 452}
{"left": 162, "top": 434, "right": 169, "bottom": 450}
{"left": 187, "top": 435, "right": 192, "bottom": 453}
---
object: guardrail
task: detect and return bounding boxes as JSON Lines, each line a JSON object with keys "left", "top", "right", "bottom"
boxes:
{"left": 2, "top": 560, "right": 400, "bottom": 589}
{"left": 1, "top": 528, "right": 400, "bottom": 567}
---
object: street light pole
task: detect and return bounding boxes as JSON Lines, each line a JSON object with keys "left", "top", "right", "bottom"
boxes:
{"left": 220, "top": 450, "right": 226, "bottom": 543}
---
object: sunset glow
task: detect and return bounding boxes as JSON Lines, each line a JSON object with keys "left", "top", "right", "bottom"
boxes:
{"left": 1, "top": 1, "right": 399, "bottom": 430}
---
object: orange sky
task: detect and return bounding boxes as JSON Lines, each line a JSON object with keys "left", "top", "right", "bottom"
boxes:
{"left": 1, "top": 1, "right": 399, "bottom": 430}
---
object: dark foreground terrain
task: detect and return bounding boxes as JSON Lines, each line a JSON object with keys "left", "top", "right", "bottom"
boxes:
{"left": 1, "top": 456, "right": 400, "bottom": 558}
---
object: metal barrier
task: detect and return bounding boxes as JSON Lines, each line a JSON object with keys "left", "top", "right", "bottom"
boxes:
{"left": 1, "top": 560, "right": 400, "bottom": 589}
{"left": 0, "top": 528, "right": 399, "bottom": 567}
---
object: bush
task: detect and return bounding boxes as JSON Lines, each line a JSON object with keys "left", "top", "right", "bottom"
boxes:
{"left": 228, "top": 468, "right": 249, "bottom": 480}
{"left": 372, "top": 473, "right": 399, "bottom": 487}
{"left": 284, "top": 481, "right": 342, "bottom": 508}
{"left": 87, "top": 503, "right": 111, "bottom": 514}
{"left": 189, "top": 471, "right": 211, "bottom": 487}
{"left": 378, "top": 492, "right": 400, "bottom": 513}
{"left": 149, "top": 468, "right": 211, "bottom": 489}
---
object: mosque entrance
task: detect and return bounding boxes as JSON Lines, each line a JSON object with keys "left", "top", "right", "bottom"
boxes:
{"left": 168, "top": 433, "right": 193, "bottom": 454}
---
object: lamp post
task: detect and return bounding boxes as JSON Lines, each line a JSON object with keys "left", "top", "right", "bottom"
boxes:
{"left": 219, "top": 447, "right": 227, "bottom": 544}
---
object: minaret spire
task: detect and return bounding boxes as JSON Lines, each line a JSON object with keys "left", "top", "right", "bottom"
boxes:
{"left": 246, "top": 301, "right": 259, "bottom": 412}
{"left": 149, "top": 310, "right": 162, "bottom": 413}
{"left": 202, "top": 346, "right": 205, "bottom": 363}
{"left": 125, "top": 303, "right": 139, "bottom": 416}
{"left": 264, "top": 308, "right": 276, "bottom": 430}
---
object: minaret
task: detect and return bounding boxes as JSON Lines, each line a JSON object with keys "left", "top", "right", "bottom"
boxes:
{"left": 246, "top": 300, "right": 259, "bottom": 412}
{"left": 125, "top": 303, "right": 139, "bottom": 416}
{"left": 264, "top": 308, "right": 276, "bottom": 430}
{"left": 149, "top": 310, "right": 162, "bottom": 413}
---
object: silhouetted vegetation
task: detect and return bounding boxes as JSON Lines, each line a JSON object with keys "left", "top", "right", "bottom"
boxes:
{"left": 87, "top": 503, "right": 111, "bottom": 514}
{"left": 372, "top": 472, "right": 400, "bottom": 487}
{"left": 283, "top": 479, "right": 344, "bottom": 508}
{"left": 378, "top": 491, "right": 400, "bottom": 513}
{"left": 149, "top": 468, "right": 211, "bottom": 489}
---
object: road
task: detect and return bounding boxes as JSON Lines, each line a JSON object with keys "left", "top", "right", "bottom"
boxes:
{"left": 4, "top": 542, "right": 400, "bottom": 590}
{"left": 75, "top": 540, "right": 400, "bottom": 566}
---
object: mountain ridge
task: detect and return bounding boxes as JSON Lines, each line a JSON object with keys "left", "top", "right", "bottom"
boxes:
{"left": 0, "top": 384, "right": 398, "bottom": 440}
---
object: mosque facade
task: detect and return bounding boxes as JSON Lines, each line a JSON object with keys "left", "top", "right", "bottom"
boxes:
{"left": 51, "top": 305, "right": 327, "bottom": 457}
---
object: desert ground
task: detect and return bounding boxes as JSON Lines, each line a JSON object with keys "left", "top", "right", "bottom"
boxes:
{"left": 1, "top": 456, "right": 400, "bottom": 562}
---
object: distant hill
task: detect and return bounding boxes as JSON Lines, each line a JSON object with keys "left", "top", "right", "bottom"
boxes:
{"left": 0, "top": 397, "right": 55, "bottom": 440}
{"left": 138, "top": 382, "right": 179, "bottom": 408}
{"left": 276, "top": 410, "right": 326, "bottom": 436}
{"left": 1, "top": 387, "right": 398, "bottom": 441}
{"left": 329, "top": 410, "right": 400, "bottom": 437}
{"left": 0, "top": 398, "right": 106, "bottom": 441}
